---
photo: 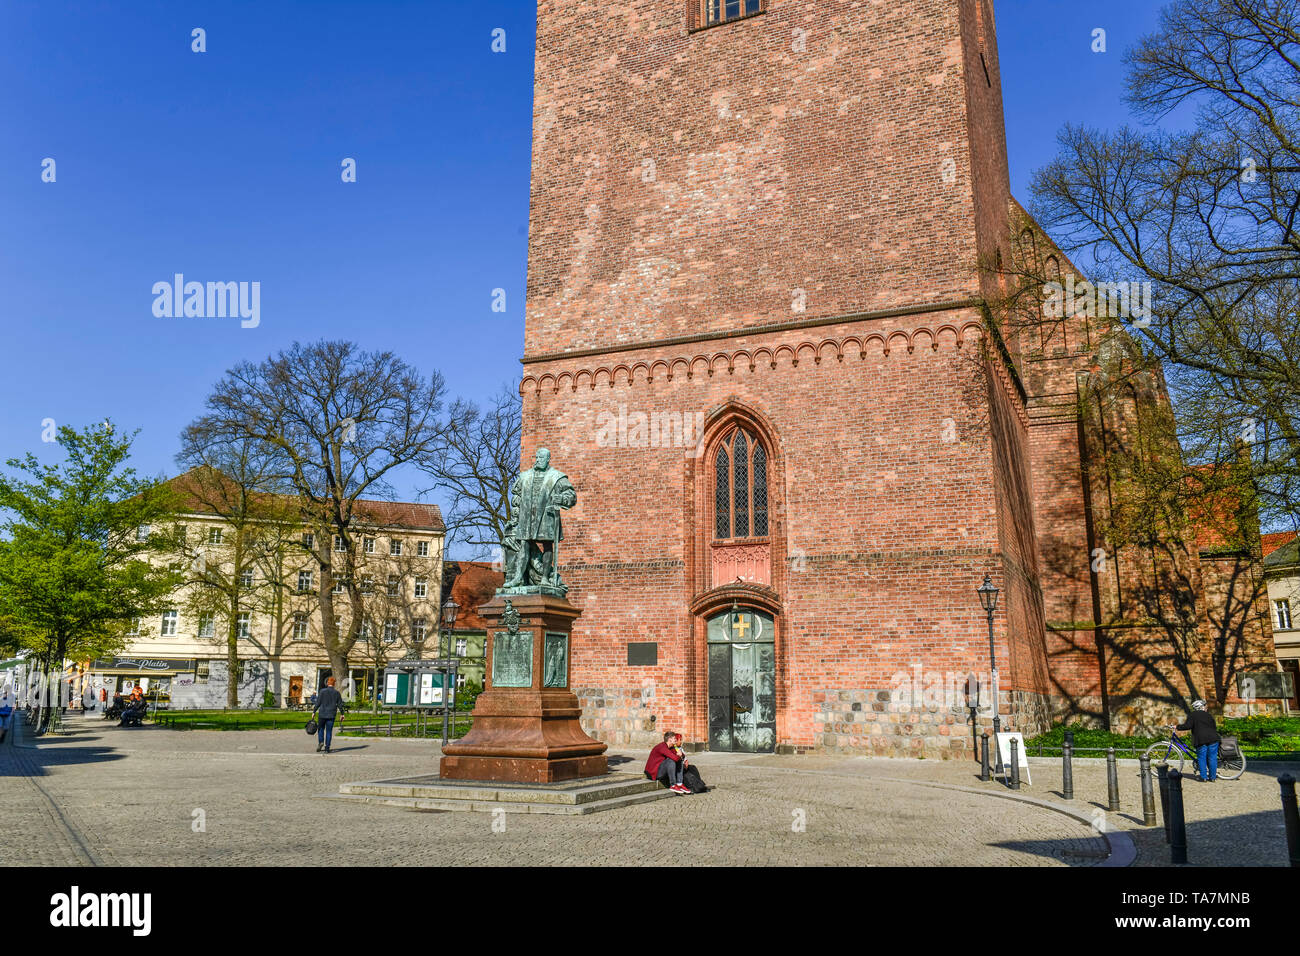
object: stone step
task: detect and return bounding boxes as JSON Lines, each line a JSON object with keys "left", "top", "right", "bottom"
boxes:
{"left": 323, "top": 784, "right": 677, "bottom": 815}
{"left": 333, "top": 771, "right": 674, "bottom": 813}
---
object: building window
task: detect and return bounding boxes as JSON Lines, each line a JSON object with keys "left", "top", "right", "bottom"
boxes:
{"left": 415, "top": 576, "right": 428, "bottom": 598}
{"left": 208, "top": 527, "right": 223, "bottom": 545}
{"left": 332, "top": 577, "right": 347, "bottom": 594}
{"left": 302, "top": 531, "right": 314, "bottom": 551}
{"left": 126, "top": 617, "right": 142, "bottom": 637}
{"left": 297, "top": 570, "right": 313, "bottom": 593}
{"left": 236, "top": 613, "right": 251, "bottom": 639}
{"left": 364, "top": 537, "right": 375, "bottom": 554}
{"left": 690, "top": 0, "right": 764, "bottom": 31}
{"left": 240, "top": 568, "right": 254, "bottom": 588}
{"left": 413, "top": 618, "right": 427, "bottom": 642}
{"left": 390, "top": 539, "right": 403, "bottom": 556}
{"left": 292, "top": 613, "right": 309, "bottom": 641}
{"left": 196, "top": 661, "right": 210, "bottom": 683}
{"left": 174, "top": 524, "right": 188, "bottom": 545}
{"left": 455, "top": 638, "right": 468, "bottom": 656}
{"left": 456, "top": 672, "right": 466, "bottom": 690}
{"left": 198, "top": 613, "right": 215, "bottom": 639}
{"left": 1277, "top": 599, "right": 1293, "bottom": 630}
{"left": 359, "top": 622, "right": 371, "bottom": 642}
{"left": 714, "top": 427, "right": 769, "bottom": 540}
{"left": 387, "top": 574, "right": 400, "bottom": 597}
{"left": 360, "top": 574, "right": 375, "bottom": 594}
{"left": 384, "top": 618, "right": 399, "bottom": 643}
{"left": 417, "top": 540, "right": 429, "bottom": 557}
{"left": 334, "top": 535, "right": 346, "bottom": 552}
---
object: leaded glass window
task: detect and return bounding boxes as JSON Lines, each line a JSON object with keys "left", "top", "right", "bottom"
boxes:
{"left": 713, "top": 428, "right": 770, "bottom": 540}
{"left": 715, "top": 447, "right": 730, "bottom": 538}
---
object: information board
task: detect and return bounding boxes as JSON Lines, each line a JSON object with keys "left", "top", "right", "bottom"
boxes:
{"left": 995, "top": 732, "right": 1032, "bottom": 785}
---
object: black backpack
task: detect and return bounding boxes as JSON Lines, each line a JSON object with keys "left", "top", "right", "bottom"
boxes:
{"left": 682, "top": 764, "right": 709, "bottom": 794}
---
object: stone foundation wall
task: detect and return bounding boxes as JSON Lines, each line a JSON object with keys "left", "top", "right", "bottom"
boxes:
{"left": 813, "top": 687, "right": 1054, "bottom": 758}
{"left": 575, "top": 686, "right": 660, "bottom": 749}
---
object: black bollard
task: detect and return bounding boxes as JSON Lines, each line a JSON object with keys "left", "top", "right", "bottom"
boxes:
{"left": 1009, "top": 737, "right": 1021, "bottom": 790}
{"left": 1106, "top": 746, "right": 1120, "bottom": 811}
{"left": 1062, "top": 741, "right": 1074, "bottom": 800}
{"left": 980, "top": 732, "right": 991, "bottom": 782}
{"left": 1139, "top": 754, "right": 1157, "bottom": 826}
{"left": 1156, "top": 762, "right": 1171, "bottom": 843}
{"left": 1168, "top": 769, "right": 1188, "bottom": 864}
{"left": 1280, "top": 774, "right": 1300, "bottom": 868}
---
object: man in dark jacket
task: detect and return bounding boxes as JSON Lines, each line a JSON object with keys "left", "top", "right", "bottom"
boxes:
{"left": 314, "top": 677, "right": 345, "bottom": 753}
{"left": 1171, "top": 699, "right": 1221, "bottom": 782}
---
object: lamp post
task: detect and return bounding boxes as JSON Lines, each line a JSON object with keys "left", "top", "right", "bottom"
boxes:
{"left": 977, "top": 573, "right": 1001, "bottom": 739}
{"left": 438, "top": 598, "right": 459, "bottom": 745}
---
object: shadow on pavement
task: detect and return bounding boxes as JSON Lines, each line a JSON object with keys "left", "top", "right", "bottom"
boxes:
{"left": 990, "top": 837, "right": 1109, "bottom": 865}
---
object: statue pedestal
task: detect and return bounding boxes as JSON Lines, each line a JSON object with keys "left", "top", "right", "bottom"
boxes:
{"left": 440, "top": 594, "right": 607, "bottom": 783}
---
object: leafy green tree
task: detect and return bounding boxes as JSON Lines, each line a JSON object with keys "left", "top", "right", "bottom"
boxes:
{"left": 0, "top": 421, "right": 181, "bottom": 729}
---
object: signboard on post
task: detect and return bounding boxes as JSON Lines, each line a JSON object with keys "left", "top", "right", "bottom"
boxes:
{"left": 418, "top": 671, "right": 448, "bottom": 706}
{"left": 995, "top": 732, "right": 1032, "bottom": 785}
{"left": 382, "top": 670, "right": 410, "bottom": 707}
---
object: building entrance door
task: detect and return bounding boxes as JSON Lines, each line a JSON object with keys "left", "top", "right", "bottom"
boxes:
{"left": 707, "top": 609, "right": 776, "bottom": 753}
{"left": 288, "top": 675, "right": 303, "bottom": 706}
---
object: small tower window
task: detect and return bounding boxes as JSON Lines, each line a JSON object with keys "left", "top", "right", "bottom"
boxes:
{"left": 690, "top": 0, "right": 764, "bottom": 32}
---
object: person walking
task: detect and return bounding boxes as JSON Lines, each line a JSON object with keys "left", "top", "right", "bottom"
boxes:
{"left": 1170, "top": 699, "right": 1222, "bottom": 783}
{"left": 313, "top": 677, "right": 345, "bottom": 754}
{"left": 0, "top": 683, "right": 14, "bottom": 740}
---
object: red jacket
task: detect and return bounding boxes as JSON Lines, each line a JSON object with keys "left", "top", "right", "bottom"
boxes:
{"left": 645, "top": 742, "right": 682, "bottom": 779}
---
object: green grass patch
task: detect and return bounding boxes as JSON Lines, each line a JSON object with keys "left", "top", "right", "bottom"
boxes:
{"left": 1025, "top": 718, "right": 1300, "bottom": 759}
{"left": 154, "top": 708, "right": 470, "bottom": 731}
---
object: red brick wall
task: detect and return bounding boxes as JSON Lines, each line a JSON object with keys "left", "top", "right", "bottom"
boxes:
{"left": 521, "top": 0, "right": 1055, "bottom": 753}
{"left": 525, "top": 0, "right": 1000, "bottom": 357}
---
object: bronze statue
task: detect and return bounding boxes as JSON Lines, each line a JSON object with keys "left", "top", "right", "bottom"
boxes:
{"left": 500, "top": 447, "right": 576, "bottom": 595}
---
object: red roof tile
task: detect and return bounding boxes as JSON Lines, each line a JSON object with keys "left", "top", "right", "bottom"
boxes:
{"left": 1262, "top": 531, "right": 1297, "bottom": 557}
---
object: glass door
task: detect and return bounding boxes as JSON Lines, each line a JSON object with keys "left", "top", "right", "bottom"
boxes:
{"left": 706, "top": 609, "right": 776, "bottom": 752}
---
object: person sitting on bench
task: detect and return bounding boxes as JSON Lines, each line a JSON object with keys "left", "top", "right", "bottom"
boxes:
{"left": 645, "top": 730, "right": 690, "bottom": 794}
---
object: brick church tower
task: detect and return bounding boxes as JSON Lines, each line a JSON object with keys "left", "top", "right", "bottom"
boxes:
{"left": 518, "top": 0, "right": 1052, "bottom": 756}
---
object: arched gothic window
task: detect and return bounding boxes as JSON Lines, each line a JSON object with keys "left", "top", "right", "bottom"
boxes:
{"left": 714, "top": 428, "right": 769, "bottom": 540}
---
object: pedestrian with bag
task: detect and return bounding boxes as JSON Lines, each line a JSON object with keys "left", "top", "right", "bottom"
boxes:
{"left": 313, "top": 677, "right": 345, "bottom": 754}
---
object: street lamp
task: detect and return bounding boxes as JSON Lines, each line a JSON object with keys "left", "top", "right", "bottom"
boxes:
{"left": 440, "top": 598, "right": 459, "bottom": 658}
{"left": 437, "top": 598, "right": 459, "bottom": 745}
{"left": 976, "top": 573, "right": 1001, "bottom": 739}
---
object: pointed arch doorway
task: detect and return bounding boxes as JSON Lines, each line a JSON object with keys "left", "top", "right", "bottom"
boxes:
{"left": 706, "top": 606, "right": 776, "bottom": 752}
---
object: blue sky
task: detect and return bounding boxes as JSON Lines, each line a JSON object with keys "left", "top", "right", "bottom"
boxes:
{"left": 0, "top": 0, "right": 1165, "bottom": 545}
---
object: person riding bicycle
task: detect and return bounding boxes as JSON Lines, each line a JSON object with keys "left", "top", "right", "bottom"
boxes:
{"left": 1168, "top": 699, "right": 1221, "bottom": 783}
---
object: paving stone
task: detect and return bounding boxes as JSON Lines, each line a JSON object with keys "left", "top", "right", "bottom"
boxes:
{"left": 2, "top": 715, "right": 1288, "bottom": 866}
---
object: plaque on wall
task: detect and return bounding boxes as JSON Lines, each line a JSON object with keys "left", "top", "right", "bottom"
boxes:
{"left": 492, "top": 629, "right": 533, "bottom": 687}
{"left": 543, "top": 632, "right": 568, "bottom": 688}
{"left": 627, "top": 642, "right": 658, "bottom": 666}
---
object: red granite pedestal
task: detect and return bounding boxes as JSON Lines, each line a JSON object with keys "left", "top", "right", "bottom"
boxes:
{"left": 439, "top": 593, "right": 607, "bottom": 783}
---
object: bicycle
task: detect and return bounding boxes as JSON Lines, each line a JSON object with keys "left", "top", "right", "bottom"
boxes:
{"left": 1143, "top": 730, "right": 1245, "bottom": 781}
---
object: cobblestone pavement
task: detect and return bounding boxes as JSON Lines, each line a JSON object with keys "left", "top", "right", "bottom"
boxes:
{"left": 3, "top": 715, "right": 1283, "bottom": 866}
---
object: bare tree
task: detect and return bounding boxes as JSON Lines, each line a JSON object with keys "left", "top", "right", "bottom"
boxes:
{"left": 165, "top": 435, "right": 300, "bottom": 708}
{"left": 183, "top": 341, "right": 448, "bottom": 692}
{"left": 1028, "top": 0, "right": 1300, "bottom": 532}
{"left": 421, "top": 383, "right": 520, "bottom": 560}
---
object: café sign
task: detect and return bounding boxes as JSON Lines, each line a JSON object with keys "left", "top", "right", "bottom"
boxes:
{"left": 92, "top": 657, "right": 195, "bottom": 672}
